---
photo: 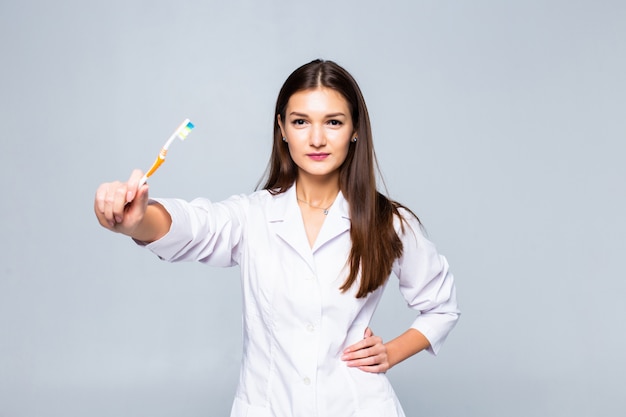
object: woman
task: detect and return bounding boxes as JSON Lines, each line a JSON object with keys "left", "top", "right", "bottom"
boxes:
{"left": 94, "top": 59, "right": 460, "bottom": 417}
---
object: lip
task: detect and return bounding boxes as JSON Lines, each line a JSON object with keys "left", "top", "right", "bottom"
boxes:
{"left": 307, "top": 153, "right": 330, "bottom": 161}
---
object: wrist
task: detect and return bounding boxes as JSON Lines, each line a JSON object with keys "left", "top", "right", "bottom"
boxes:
{"left": 130, "top": 202, "right": 172, "bottom": 243}
{"left": 385, "top": 329, "right": 431, "bottom": 368}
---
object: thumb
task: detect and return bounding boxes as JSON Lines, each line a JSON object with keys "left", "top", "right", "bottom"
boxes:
{"left": 125, "top": 183, "right": 149, "bottom": 221}
{"left": 126, "top": 169, "right": 146, "bottom": 203}
{"left": 364, "top": 327, "right": 374, "bottom": 338}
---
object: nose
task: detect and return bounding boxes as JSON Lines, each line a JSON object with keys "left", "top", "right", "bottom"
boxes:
{"left": 309, "top": 124, "right": 326, "bottom": 148}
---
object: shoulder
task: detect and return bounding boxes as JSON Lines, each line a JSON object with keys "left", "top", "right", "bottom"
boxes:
{"left": 168, "top": 190, "right": 273, "bottom": 223}
{"left": 392, "top": 203, "right": 420, "bottom": 229}
{"left": 393, "top": 205, "right": 429, "bottom": 246}
{"left": 211, "top": 189, "right": 273, "bottom": 207}
{"left": 243, "top": 188, "right": 283, "bottom": 208}
{"left": 216, "top": 189, "right": 289, "bottom": 220}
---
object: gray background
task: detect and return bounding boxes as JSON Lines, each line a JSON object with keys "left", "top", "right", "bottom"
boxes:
{"left": 1, "top": 0, "right": 624, "bottom": 416}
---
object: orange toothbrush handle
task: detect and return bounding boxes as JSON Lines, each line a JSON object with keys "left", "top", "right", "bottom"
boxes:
{"left": 144, "top": 149, "right": 168, "bottom": 178}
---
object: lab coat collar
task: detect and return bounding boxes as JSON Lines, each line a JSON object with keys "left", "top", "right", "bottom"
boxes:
{"left": 268, "top": 185, "right": 351, "bottom": 270}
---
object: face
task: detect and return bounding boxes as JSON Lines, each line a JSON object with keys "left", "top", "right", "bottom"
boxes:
{"left": 278, "top": 87, "right": 355, "bottom": 182}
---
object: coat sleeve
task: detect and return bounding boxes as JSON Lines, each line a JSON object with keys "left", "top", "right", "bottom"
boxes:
{"left": 391, "top": 210, "right": 460, "bottom": 355}
{"left": 139, "top": 194, "right": 248, "bottom": 267}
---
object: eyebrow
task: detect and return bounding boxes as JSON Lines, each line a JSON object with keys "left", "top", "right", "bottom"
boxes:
{"left": 288, "top": 111, "right": 347, "bottom": 118}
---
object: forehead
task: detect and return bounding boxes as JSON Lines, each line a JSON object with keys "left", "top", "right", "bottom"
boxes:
{"left": 286, "top": 87, "right": 351, "bottom": 114}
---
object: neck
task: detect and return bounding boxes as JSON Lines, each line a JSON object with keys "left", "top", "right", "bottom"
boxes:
{"left": 295, "top": 175, "right": 339, "bottom": 207}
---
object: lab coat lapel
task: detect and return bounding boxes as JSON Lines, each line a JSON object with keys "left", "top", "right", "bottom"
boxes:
{"left": 311, "top": 191, "right": 351, "bottom": 253}
{"left": 267, "top": 186, "right": 316, "bottom": 271}
{"left": 267, "top": 187, "right": 352, "bottom": 268}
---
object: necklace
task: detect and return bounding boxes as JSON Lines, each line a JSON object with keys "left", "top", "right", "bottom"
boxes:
{"left": 297, "top": 197, "right": 332, "bottom": 215}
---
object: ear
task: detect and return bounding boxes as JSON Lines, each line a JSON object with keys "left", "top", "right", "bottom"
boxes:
{"left": 277, "top": 115, "right": 287, "bottom": 138}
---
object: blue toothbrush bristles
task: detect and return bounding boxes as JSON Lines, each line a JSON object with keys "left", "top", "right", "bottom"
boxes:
{"left": 177, "top": 121, "right": 194, "bottom": 140}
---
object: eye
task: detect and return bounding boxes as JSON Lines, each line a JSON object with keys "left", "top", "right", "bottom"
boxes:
{"left": 328, "top": 119, "right": 343, "bottom": 126}
{"left": 291, "top": 119, "right": 306, "bottom": 126}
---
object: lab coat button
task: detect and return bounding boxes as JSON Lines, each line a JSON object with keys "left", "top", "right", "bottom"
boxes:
{"left": 303, "top": 377, "right": 311, "bottom": 385}
{"left": 306, "top": 324, "right": 315, "bottom": 332}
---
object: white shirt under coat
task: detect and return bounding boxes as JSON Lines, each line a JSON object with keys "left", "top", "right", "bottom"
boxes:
{"left": 144, "top": 185, "right": 460, "bottom": 417}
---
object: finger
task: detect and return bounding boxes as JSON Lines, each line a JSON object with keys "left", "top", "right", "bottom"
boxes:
{"left": 124, "top": 182, "right": 149, "bottom": 224}
{"left": 356, "top": 363, "right": 389, "bottom": 374}
{"left": 344, "top": 339, "right": 368, "bottom": 354}
{"left": 94, "top": 184, "right": 106, "bottom": 214}
{"left": 109, "top": 183, "right": 129, "bottom": 224}
{"left": 364, "top": 327, "right": 374, "bottom": 338}
{"left": 94, "top": 185, "right": 113, "bottom": 227}
{"left": 126, "top": 169, "right": 145, "bottom": 203}
{"left": 344, "top": 335, "right": 383, "bottom": 354}
{"left": 135, "top": 181, "right": 149, "bottom": 203}
{"left": 345, "top": 352, "right": 390, "bottom": 374}
{"left": 342, "top": 344, "right": 384, "bottom": 362}
{"left": 345, "top": 335, "right": 377, "bottom": 353}
{"left": 101, "top": 183, "right": 122, "bottom": 226}
{"left": 345, "top": 350, "right": 380, "bottom": 364}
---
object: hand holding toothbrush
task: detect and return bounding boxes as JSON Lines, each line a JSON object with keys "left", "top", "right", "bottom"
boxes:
{"left": 94, "top": 119, "right": 194, "bottom": 241}
{"left": 94, "top": 169, "right": 173, "bottom": 242}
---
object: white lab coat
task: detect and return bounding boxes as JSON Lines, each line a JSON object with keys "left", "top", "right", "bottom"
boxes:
{"left": 144, "top": 184, "right": 459, "bottom": 417}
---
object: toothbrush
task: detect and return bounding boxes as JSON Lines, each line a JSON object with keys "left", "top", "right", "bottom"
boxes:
{"left": 138, "top": 119, "right": 195, "bottom": 187}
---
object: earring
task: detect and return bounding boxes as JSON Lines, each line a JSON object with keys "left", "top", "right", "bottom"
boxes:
{"left": 282, "top": 137, "right": 287, "bottom": 142}
{"left": 351, "top": 137, "right": 358, "bottom": 143}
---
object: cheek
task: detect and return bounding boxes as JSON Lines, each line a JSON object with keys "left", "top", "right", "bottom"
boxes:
{"left": 285, "top": 125, "right": 305, "bottom": 140}
{"left": 336, "top": 133, "right": 353, "bottom": 151}
{"left": 336, "top": 139, "right": 352, "bottom": 162}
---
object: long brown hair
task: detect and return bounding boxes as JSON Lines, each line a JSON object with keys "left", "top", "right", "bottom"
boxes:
{"left": 260, "top": 59, "right": 414, "bottom": 298}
